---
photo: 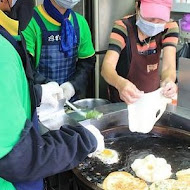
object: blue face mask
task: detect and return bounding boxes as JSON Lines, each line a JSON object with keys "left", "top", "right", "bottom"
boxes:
{"left": 54, "top": 0, "right": 80, "bottom": 9}
{"left": 136, "top": 16, "right": 165, "bottom": 37}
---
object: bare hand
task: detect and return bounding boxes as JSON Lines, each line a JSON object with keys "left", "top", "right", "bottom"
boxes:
{"left": 161, "top": 81, "right": 177, "bottom": 98}
{"left": 117, "top": 79, "right": 144, "bottom": 104}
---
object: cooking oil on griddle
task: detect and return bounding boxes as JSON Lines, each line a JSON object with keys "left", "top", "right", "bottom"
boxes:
{"left": 77, "top": 132, "right": 190, "bottom": 186}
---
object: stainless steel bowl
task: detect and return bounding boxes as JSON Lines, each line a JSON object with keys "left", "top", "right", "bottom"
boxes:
{"left": 73, "top": 98, "right": 110, "bottom": 109}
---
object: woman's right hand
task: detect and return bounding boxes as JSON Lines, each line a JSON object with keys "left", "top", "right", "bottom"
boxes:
{"left": 117, "top": 78, "right": 144, "bottom": 104}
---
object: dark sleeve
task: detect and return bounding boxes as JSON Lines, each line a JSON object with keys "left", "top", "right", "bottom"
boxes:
{"left": 32, "top": 70, "right": 51, "bottom": 85}
{"left": 31, "top": 71, "right": 50, "bottom": 106}
{"left": 0, "top": 120, "right": 97, "bottom": 182}
{"left": 9, "top": 0, "right": 35, "bottom": 30}
{"left": 28, "top": 54, "right": 50, "bottom": 107}
{"left": 69, "top": 54, "right": 96, "bottom": 95}
{"left": 33, "top": 84, "right": 42, "bottom": 107}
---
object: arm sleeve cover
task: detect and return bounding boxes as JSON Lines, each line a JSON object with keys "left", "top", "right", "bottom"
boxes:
{"left": 70, "top": 55, "right": 96, "bottom": 95}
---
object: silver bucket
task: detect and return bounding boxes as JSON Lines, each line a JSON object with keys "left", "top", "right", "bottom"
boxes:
{"left": 73, "top": 98, "right": 110, "bottom": 110}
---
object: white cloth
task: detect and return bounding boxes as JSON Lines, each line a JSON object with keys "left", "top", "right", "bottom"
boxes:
{"left": 83, "top": 125, "right": 105, "bottom": 157}
{"left": 41, "top": 82, "right": 64, "bottom": 107}
{"left": 60, "top": 82, "right": 75, "bottom": 101}
{"left": 128, "top": 88, "right": 171, "bottom": 134}
{"left": 37, "top": 99, "right": 66, "bottom": 130}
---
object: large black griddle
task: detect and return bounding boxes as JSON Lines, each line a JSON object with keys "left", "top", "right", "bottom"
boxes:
{"left": 73, "top": 126, "right": 190, "bottom": 190}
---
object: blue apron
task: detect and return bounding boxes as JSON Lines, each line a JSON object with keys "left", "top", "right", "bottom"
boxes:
{"left": 33, "top": 10, "right": 79, "bottom": 85}
{"left": 0, "top": 26, "right": 44, "bottom": 190}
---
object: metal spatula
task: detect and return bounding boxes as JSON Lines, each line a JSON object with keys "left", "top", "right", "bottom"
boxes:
{"left": 65, "top": 100, "right": 87, "bottom": 117}
{"left": 65, "top": 100, "right": 103, "bottom": 119}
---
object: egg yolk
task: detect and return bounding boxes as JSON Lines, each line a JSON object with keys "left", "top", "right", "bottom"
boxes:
{"left": 102, "top": 149, "right": 113, "bottom": 157}
{"left": 147, "top": 164, "right": 154, "bottom": 170}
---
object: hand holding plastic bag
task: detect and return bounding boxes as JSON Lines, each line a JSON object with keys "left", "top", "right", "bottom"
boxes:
{"left": 60, "top": 82, "right": 75, "bottom": 101}
{"left": 161, "top": 81, "right": 177, "bottom": 98}
{"left": 128, "top": 88, "right": 171, "bottom": 134}
{"left": 37, "top": 99, "right": 65, "bottom": 130}
{"left": 41, "top": 82, "right": 63, "bottom": 107}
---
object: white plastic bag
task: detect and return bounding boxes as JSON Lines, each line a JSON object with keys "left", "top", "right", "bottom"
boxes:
{"left": 128, "top": 88, "right": 171, "bottom": 133}
{"left": 37, "top": 99, "right": 66, "bottom": 130}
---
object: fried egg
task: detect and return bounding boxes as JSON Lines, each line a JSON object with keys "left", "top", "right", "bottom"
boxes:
{"left": 131, "top": 154, "right": 172, "bottom": 182}
{"left": 93, "top": 148, "right": 119, "bottom": 165}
